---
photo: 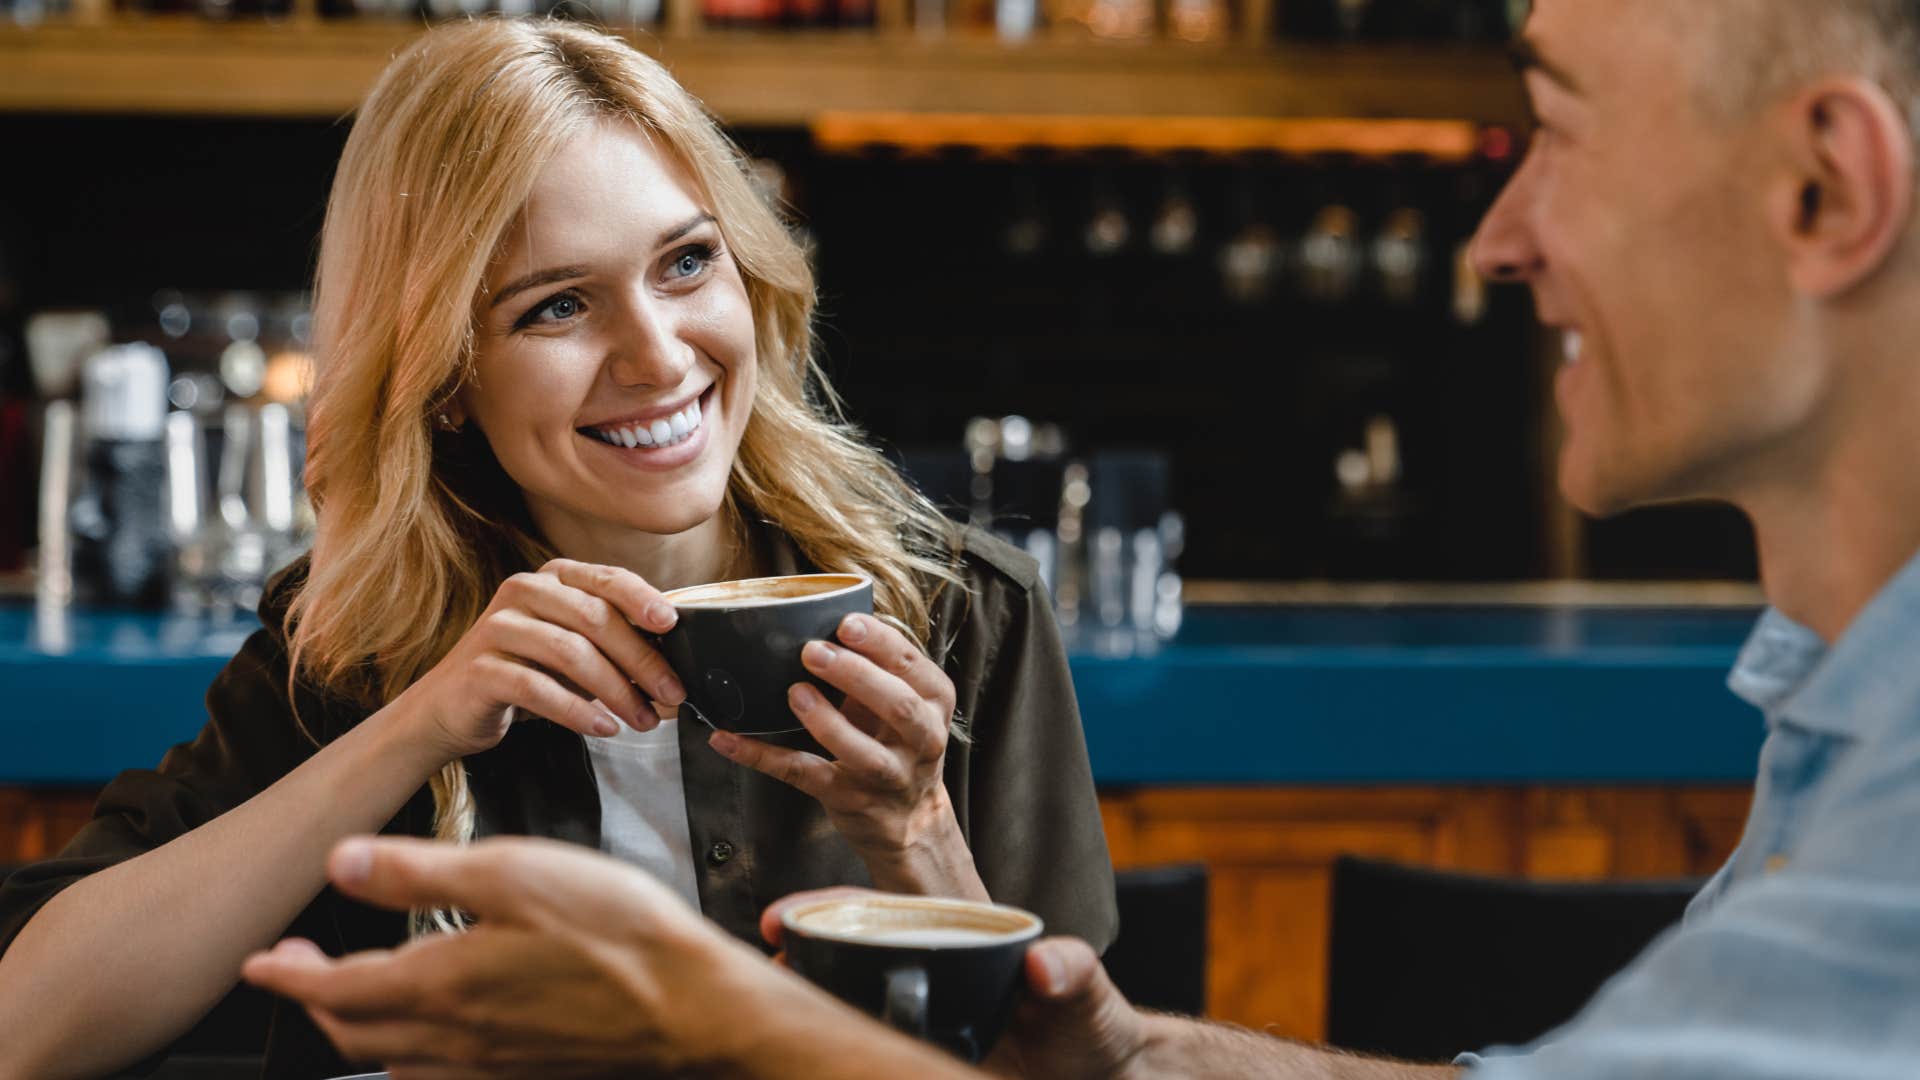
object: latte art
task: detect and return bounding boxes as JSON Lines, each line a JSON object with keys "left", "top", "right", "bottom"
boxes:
{"left": 667, "top": 574, "right": 866, "bottom": 610}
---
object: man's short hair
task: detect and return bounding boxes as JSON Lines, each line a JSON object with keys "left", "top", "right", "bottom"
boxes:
{"left": 1703, "top": 0, "right": 1920, "bottom": 118}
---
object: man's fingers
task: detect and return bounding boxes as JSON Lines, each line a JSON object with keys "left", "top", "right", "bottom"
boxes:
{"left": 1024, "top": 936, "right": 1107, "bottom": 1000}
{"left": 758, "top": 886, "right": 885, "bottom": 947}
{"left": 241, "top": 941, "right": 424, "bottom": 1018}
{"left": 386, "top": 1068, "right": 492, "bottom": 1080}
{"left": 308, "top": 1007, "right": 491, "bottom": 1073}
{"left": 239, "top": 937, "right": 331, "bottom": 994}
{"left": 386, "top": 1067, "right": 495, "bottom": 1080}
{"left": 326, "top": 837, "right": 531, "bottom": 924}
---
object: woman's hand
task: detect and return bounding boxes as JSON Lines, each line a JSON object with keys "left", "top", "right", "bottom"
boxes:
{"left": 396, "top": 559, "right": 686, "bottom": 763}
{"left": 708, "top": 613, "right": 987, "bottom": 900}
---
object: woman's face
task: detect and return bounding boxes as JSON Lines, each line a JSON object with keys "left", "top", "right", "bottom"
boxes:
{"left": 464, "top": 118, "right": 757, "bottom": 549}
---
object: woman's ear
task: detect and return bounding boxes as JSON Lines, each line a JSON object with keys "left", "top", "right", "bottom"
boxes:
{"left": 1770, "top": 76, "right": 1917, "bottom": 298}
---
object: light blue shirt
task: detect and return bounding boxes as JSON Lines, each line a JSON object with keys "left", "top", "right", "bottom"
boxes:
{"left": 1466, "top": 550, "right": 1920, "bottom": 1079}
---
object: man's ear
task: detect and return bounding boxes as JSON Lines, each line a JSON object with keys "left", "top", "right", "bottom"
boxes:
{"left": 1771, "top": 76, "right": 1916, "bottom": 298}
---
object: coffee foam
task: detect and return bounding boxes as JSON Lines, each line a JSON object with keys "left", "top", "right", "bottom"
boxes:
{"left": 667, "top": 574, "right": 866, "bottom": 610}
{"left": 789, "top": 896, "right": 1039, "bottom": 948}
{"left": 859, "top": 928, "right": 1007, "bottom": 947}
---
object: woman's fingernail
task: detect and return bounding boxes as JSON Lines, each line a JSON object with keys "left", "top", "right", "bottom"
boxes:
{"left": 593, "top": 713, "right": 620, "bottom": 737}
{"left": 711, "top": 731, "right": 740, "bottom": 755}
{"left": 647, "top": 601, "right": 677, "bottom": 630}
{"left": 791, "top": 683, "right": 823, "bottom": 710}
{"left": 659, "top": 676, "right": 687, "bottom": 705}
{"left": 804, "top": 640, "right": 837, "bottom": 666}
{"left": 839, "top": 615, "right": 868, "bottom": 643}
{"left": 332, "top": 839, "right": 373, "bottom": 887}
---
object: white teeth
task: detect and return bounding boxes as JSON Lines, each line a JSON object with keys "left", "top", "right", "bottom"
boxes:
{"left": 588, "top": 393, "right": 708, "bottom": 450}
{"left": 1564, "top": 330, "right": 1584, "bottom": 366}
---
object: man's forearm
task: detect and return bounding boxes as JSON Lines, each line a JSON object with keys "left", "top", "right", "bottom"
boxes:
{"left": 698, "top": 957, "right": 980, "bottom": 1080}
{"left": 1132, "top": 1013, "right": 1462, "bottom": 1080}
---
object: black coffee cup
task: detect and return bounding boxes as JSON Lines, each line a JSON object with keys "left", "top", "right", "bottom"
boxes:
{"left": 654, "top": 573, "right": 873, "bottom": 735}
{"left": 780, "top": 894, "right": 1044, "bottom": 1062}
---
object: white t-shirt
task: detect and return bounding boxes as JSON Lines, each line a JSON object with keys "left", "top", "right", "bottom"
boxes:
{"left": 582, "top": 715, "right": 701, "bottom": 910}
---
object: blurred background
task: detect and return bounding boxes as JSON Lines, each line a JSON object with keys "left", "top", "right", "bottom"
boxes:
{"left": 0, "top": 0, "right": 1760, "bottom": 619}
{"left": 0, "top": 0, "right": 1773, "bottom": 1056}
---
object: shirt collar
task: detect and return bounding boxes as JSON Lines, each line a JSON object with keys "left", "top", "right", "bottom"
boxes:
{"left": 1727, "top": 607, "right": 1826, "bottom": 717}
{"left": 1743, "top": 545, "right": 1920, "bottom": 739}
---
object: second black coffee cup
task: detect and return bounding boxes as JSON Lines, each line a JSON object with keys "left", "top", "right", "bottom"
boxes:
{"left": 654, "top": 572, "right": 873, "bottom": 735}
{"left": 781, "top": 894, "right": 1044, "bottom": 1063}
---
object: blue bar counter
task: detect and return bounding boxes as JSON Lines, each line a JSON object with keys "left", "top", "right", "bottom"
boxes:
{"left": 0, "top": 602, "right": 1767, "bottom": 787}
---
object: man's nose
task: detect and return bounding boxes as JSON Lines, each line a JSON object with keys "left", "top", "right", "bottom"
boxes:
{"left": 1469, "top": 156, "right": 1545, "bottom": 284}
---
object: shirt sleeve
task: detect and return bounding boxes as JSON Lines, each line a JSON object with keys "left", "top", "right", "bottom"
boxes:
{"left": 0, "top": 623, "right": 316, "bottom": 958}
{"left": 942, "top": 539, "right": 1119, "bottom": 953}
{"left": 1467, "top": 735, "right": 1920, "bottom": 1080}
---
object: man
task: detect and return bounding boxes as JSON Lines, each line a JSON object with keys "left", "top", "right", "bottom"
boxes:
{"left": 245, "top": 0, "right": 1920, "bottom": 1075}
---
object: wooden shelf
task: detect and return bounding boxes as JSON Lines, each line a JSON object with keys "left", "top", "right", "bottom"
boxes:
{"left": 0, "top": 19, "right": 1527, "bottom": 125}
{"left": 810, "top": 112, "right": 1485, "bottom": 159}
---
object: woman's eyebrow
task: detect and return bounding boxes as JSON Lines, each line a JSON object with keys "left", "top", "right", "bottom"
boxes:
{"left": 660, "top": 212, "right": 717, "bottom": 246}
{"left": 488, "top": 264, "right": 590, "bottom": 310}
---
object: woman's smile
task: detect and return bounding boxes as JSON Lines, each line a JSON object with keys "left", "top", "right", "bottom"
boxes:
{"left": 577, "top": 385, "right": 719, "bottom": 473}
{"left": 465, "top": 116, "right": 758, "bottom": 548}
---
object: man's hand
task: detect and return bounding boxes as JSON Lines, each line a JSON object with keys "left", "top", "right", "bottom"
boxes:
{"left": 762, "top": 893, "right": 1151, "bottom": 1080}
{"left": 985, "top": 937, "right": 1154, "bottom": 1080}
{"left": 241, "top": 836, "right": 771, "bottom": 1078}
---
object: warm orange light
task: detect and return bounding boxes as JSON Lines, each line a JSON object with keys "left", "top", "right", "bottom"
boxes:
{"left": 263, "top": 350, "right": 313, "bottom": 405}
{"left": 810, "top": 113, "right": 1484, "bottom": 161}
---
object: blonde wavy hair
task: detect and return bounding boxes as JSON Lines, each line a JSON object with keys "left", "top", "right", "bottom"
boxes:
{"left": 287, "top": 17, "right": 962, "bottom": 929}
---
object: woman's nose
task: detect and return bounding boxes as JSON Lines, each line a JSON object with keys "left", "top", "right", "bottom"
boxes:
{"left": 605, "top": 296, "right": 696, "bottom": 389}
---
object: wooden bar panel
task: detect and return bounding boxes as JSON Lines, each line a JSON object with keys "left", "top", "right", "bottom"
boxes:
{"left": 2, "top": 783, "right": 1751, "bottom": 1043}
{"left": 1100, "top": 785, "right": 1751, "bottom": 1038}
{"left": 0, "top": 788, "right": 98, "bottom": 865}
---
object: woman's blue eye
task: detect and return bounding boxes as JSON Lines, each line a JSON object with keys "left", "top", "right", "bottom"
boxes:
{"left": 670, "top": 246, "right": 714, "bottom": 279}
{"left": 516, "top": 291, "right": 581, "bottom": 330}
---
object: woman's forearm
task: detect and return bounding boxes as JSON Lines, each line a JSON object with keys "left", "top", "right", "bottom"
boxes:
{"left": 0, "top": 699, "right": 447, "bottom": 1080}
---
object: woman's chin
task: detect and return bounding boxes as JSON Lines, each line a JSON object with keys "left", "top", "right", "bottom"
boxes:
{"left": 620, "top": 489, "right": 731, "bottom": 538}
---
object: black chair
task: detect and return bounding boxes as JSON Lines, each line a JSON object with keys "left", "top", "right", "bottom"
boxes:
{"left": 1326, "top": 856, "right": 1703, "bottom": 1063}
{"left": 1103, "top": 864, "right": 1208, "bottom": 1017}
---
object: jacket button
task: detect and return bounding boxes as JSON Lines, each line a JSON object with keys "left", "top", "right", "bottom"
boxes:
{"left": 708, "top": 840, "right": 735, "bottom": 866}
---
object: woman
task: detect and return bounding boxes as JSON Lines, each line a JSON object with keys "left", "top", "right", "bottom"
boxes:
{"left": 0, "top": 19, "right": 1114, "bottom": 1079}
